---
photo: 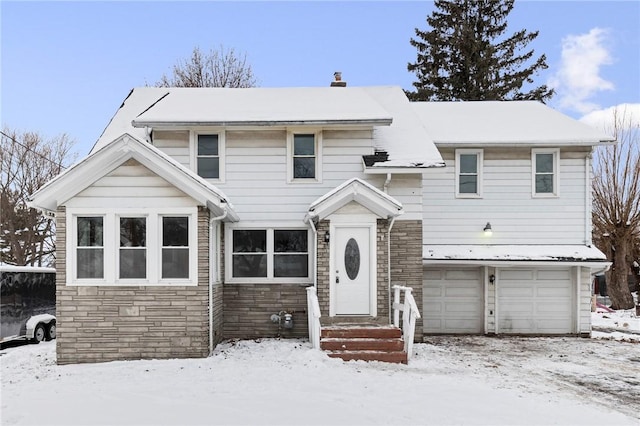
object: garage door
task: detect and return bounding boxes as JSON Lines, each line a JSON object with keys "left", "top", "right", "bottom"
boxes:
{"left": 423, "top": 268, "right": 484, "bottom": 334}
{"left": 497, "top": 268, "right": 573, "bottom": 334}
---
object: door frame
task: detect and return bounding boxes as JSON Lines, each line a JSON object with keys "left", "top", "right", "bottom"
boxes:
{"left": 328, "top": 214, "right": 377, "bottom": 317}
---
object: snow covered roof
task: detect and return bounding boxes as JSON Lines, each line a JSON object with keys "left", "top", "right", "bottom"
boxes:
{"left": 307, "top": 178, "right": 403, "bottom": 220}
{"left": 130, "top": 87, "right": 393, "bottom": 128}
{"left": 362, "top": 87, "right": 445, "bottom": 170}
{"left": 423, "top": 245, "right": 609, "bottom": 265}
{"left": 412, "top": 101, "right": 615, "bottom": 146}
{"left": 29, "top": 134, "right": 239, "bottom": 221}
{"left": 93, "top": 88, "right": 168, "bottom": 152}
{"left": 94, "top": 86, "right": 444, "bottom": 170}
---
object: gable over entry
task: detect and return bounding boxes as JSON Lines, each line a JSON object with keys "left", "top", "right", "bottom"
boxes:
{"left": 306, "top": 179, "right": 404, "bottom": 318}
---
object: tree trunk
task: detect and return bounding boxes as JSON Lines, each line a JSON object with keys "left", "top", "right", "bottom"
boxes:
{"left": 608, "top": 242, "right": 635, "bottom": 310}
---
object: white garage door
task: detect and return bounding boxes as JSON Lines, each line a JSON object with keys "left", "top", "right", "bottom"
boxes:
{"left": 423, "top": 268, "right": 484, "bottom": 334}
{"left": 497, "top": 268, "right": 573, "bottom": 334}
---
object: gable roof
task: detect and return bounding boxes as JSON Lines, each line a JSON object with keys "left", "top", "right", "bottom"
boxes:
{"left": 130, "top": 87, "right": 393, "bottom": 128}
{"left": 411, "top": 101, "right": 615, "bottom": 146}
{"left": 28, "top": 134, "right": 239, "bottom": 221}
{"left": 93, "top": 86, "right": 445, "bottom": 171}
{"left": 306, "top": 178, "right": 404, "bottom": 220}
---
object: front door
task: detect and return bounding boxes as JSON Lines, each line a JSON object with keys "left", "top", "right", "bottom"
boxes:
{"left": 333, "top": 226, "right": 372, "bottom": 315}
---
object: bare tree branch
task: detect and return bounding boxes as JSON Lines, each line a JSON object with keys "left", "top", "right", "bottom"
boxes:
{"left": 156, "top": 46, "right": 257, "bottom": 88}
{"left": 592, "top": 106, "right": 640, "bottom": 309}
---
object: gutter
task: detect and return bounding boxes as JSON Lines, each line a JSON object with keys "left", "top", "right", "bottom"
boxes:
{"left": 132, "top": 118, "right": 393, "bottom": 128}
{"left": 387, "top": 215, "right": 396, "bottom": 324}
{"left": 304, "top": 213, "right": 318, "bottom": 289}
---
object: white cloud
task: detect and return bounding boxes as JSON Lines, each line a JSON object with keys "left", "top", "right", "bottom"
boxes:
{"left": 549, "top": 28, "right": 614, "bottom": 114}
{"left": 579, "top": 103, "right": 640, "bottom": 134}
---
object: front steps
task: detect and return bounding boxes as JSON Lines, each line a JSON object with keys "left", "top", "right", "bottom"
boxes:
{"left": 320, "top": 325, "right": 407, "bottom": 364}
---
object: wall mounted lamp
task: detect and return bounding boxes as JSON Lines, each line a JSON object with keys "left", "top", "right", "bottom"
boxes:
{"left": 483, "top": 222, "right": 493, "bottom": 236}
{"left": 324, "top": 231, "right": 330, "bottom": 243}
{"left": 489, "top": 274, "right": 495, "bottom": 284}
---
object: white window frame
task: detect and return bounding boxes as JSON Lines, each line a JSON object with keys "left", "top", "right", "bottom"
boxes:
{"left": 532, "top": 148, "right": 559, "bottom": 197}
{"left": 286, "top": 130, "right": 322, "bottom": 183}
{"left": 455, "top": 149, "right": 483, "bottom": 198}
{"left": 67, "top": 207, "right": 198, "bottom": 286}
{"left": 116, "top": 214, "right": 149, "bottom": 281}
{"left": 190, "top": 130, "right": 225, "bottom": 183}
{"left": 225, "top": 223, "right": 313, "bottom": 284}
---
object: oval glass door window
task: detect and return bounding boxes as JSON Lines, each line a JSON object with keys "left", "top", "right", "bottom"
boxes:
{"left": 344, "top": 238, "right": 360, "bottom": 280}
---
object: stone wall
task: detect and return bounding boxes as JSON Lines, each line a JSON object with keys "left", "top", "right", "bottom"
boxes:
{"left": 55, "top": 206, "right": 210, "bottom": 364}
{"left": 223, "top": 283, "right": 309, "bottom": 339}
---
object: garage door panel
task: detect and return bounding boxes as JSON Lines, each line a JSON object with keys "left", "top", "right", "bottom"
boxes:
{"left": 423, "top": 268, "right": 484, "bottom": 334}
{"left": 445, "top": 286, "right": 481, "bottom": 297}
{"left": 497, "top": 268, "right": 573, "bottom": 334}
{"left": 444, "top": 269, "right": 479, "bottom": 280}
{"left": 500, "top": 270, "right": 534, "bottom": 280}
{"left": 537, "top": 269, "right": 571, "bottom": 280}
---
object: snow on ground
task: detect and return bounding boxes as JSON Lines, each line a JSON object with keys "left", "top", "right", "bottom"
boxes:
{"left": 2, "top": 330, "right": 639, "bottom": 426}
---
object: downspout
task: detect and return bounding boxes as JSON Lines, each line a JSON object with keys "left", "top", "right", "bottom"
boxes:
{"left": 387, "top": 215, "right": 396, "bottom": 323}
{"left": 383, "top": 173, "right": 392, "bottom": 194}
{"left": 209, "top": 208, "right": 228, "bottom": 356}
{"left": 585, "top": 154, "right": 592, "bottom": 245}
{"left": 307, "top": 215, "right": 318, "bottom": 288}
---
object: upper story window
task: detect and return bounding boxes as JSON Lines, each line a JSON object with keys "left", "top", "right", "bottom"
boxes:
{"left": 69, "top": 209, "right": 197, "bottom": 286}
{"left": 532, "top": 149, "right": 559, "bottom": 197}
{"left": 455, "top": 149, "right": 483, "bottom": 198}
{"left": 226, "top": 226, "right": 312, "bottom": 283}
{"left": 287, "top": 131, "right": 322, "bottom": 183}
{"left": 192, "top": 131, "right": 225, "bottom": 182}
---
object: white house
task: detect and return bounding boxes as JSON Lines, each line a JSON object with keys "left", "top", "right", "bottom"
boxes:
{"left": 28, "top": 81, "right": 613, "bottom": 364}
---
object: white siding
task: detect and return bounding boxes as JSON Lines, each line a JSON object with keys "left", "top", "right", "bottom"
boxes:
{"left": 65, "top": 159, "right": 197, "bottom": 208}
{"left": 579, "top": 266, "right": 592, "bottom": 335}
{"left": 214, "top": 129, "right": 423, "bottom": 222}
{"left": 153, "top": 130, "right": 190, "bottom": 168}
{"left": 423, "top": 148, "right": 591, "bottom": 245}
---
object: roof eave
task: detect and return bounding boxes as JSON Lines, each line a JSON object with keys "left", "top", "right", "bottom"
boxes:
{"left": 131, "top": 118, "right": 393, "bottom": 128}
{"left": 422, "top": 258, "right": 611, "bottom": 268}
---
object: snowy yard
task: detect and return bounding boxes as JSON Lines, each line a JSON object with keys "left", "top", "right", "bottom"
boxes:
{"left": 2, "top": 322, "right": 639, "bottom": 426}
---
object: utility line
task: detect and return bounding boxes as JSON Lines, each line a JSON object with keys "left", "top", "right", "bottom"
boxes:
{"left": 0, "top": 130, "right": 68, "bottom": 170}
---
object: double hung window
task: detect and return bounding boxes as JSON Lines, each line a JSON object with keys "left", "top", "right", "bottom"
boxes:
{"left": 532, "top": 149, "right": 559, "bottom": 196}
{"left": 287, "top": 131, "right": 322, "bottom": 182}
{"left": 77, "top": 217, "right": 104, "bottom": 279}
{"left": 456, "top": 149, "right": 483, "bottom": 197}
{"left": 119, "top": 217, "right": 146, "bottom": 279}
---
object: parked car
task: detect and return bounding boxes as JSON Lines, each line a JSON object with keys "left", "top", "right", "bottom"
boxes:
{"left": 1, "top": 265, "right": 56, "bottom": 345}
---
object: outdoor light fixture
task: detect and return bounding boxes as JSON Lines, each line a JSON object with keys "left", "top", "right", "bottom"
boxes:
{"left": 324, "top": 231, "right": 330, "bottom": 243}
{"left": 489, "top": 274, "right": 495, "bottom": 284}
{"left": 483, "top": 222, "right": 493, "bottom": 236}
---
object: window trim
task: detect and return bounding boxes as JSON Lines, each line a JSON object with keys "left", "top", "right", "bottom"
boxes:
{"left": 190, "top": 130, "right": 225, "bottom": 183}
{"left": 532, "top": 148, "right": 559, "bottom": 198}
{"left": 286, "top": 130, "right": 322, "bottom": 183}
{"left": 67, "top": 208, "right": 197, "bottom": 286}
{"left": 455, "top": 149, "right": 483, "bottom": 198}
{"left": 225, "top": 223, "right": 313, "bottom": 284}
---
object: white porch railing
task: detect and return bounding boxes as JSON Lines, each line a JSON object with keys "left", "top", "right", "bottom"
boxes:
{"left": 306, "top": 286, "right": 321, "bottom": 349}
{"left": 392, "top": 285, "right": 421, "bottom": 361}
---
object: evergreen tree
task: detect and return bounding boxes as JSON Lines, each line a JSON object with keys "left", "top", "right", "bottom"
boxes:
{"left": 407, "top": 0, "right": 553, "bottom": 102}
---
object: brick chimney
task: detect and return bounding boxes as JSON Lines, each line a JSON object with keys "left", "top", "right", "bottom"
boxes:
{"left": 330, "top": 72, "right": 347, "bottom": 87}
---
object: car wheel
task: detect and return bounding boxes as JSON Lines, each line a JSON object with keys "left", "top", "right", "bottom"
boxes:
{"left": 31, "top": 324, "right": 46, "bottom": 344}
{"left": 46, "top": 321, "right": 56, "bottom": 341}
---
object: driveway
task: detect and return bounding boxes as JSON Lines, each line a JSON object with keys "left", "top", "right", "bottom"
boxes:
{"left": 421, "top": 336, "right": 640, "bottom": 419}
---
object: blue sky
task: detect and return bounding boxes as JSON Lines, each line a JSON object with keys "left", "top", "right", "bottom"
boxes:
{"left": 2, "top": 1, "right": 639, "bottom": 157}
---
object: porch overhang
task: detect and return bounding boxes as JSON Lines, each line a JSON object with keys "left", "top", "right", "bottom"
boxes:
{"left": 27, "top": 133, "right": 239, "bottom": 222}
{"left": 305, "top": 178, "right": 404, "bottom": 221}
